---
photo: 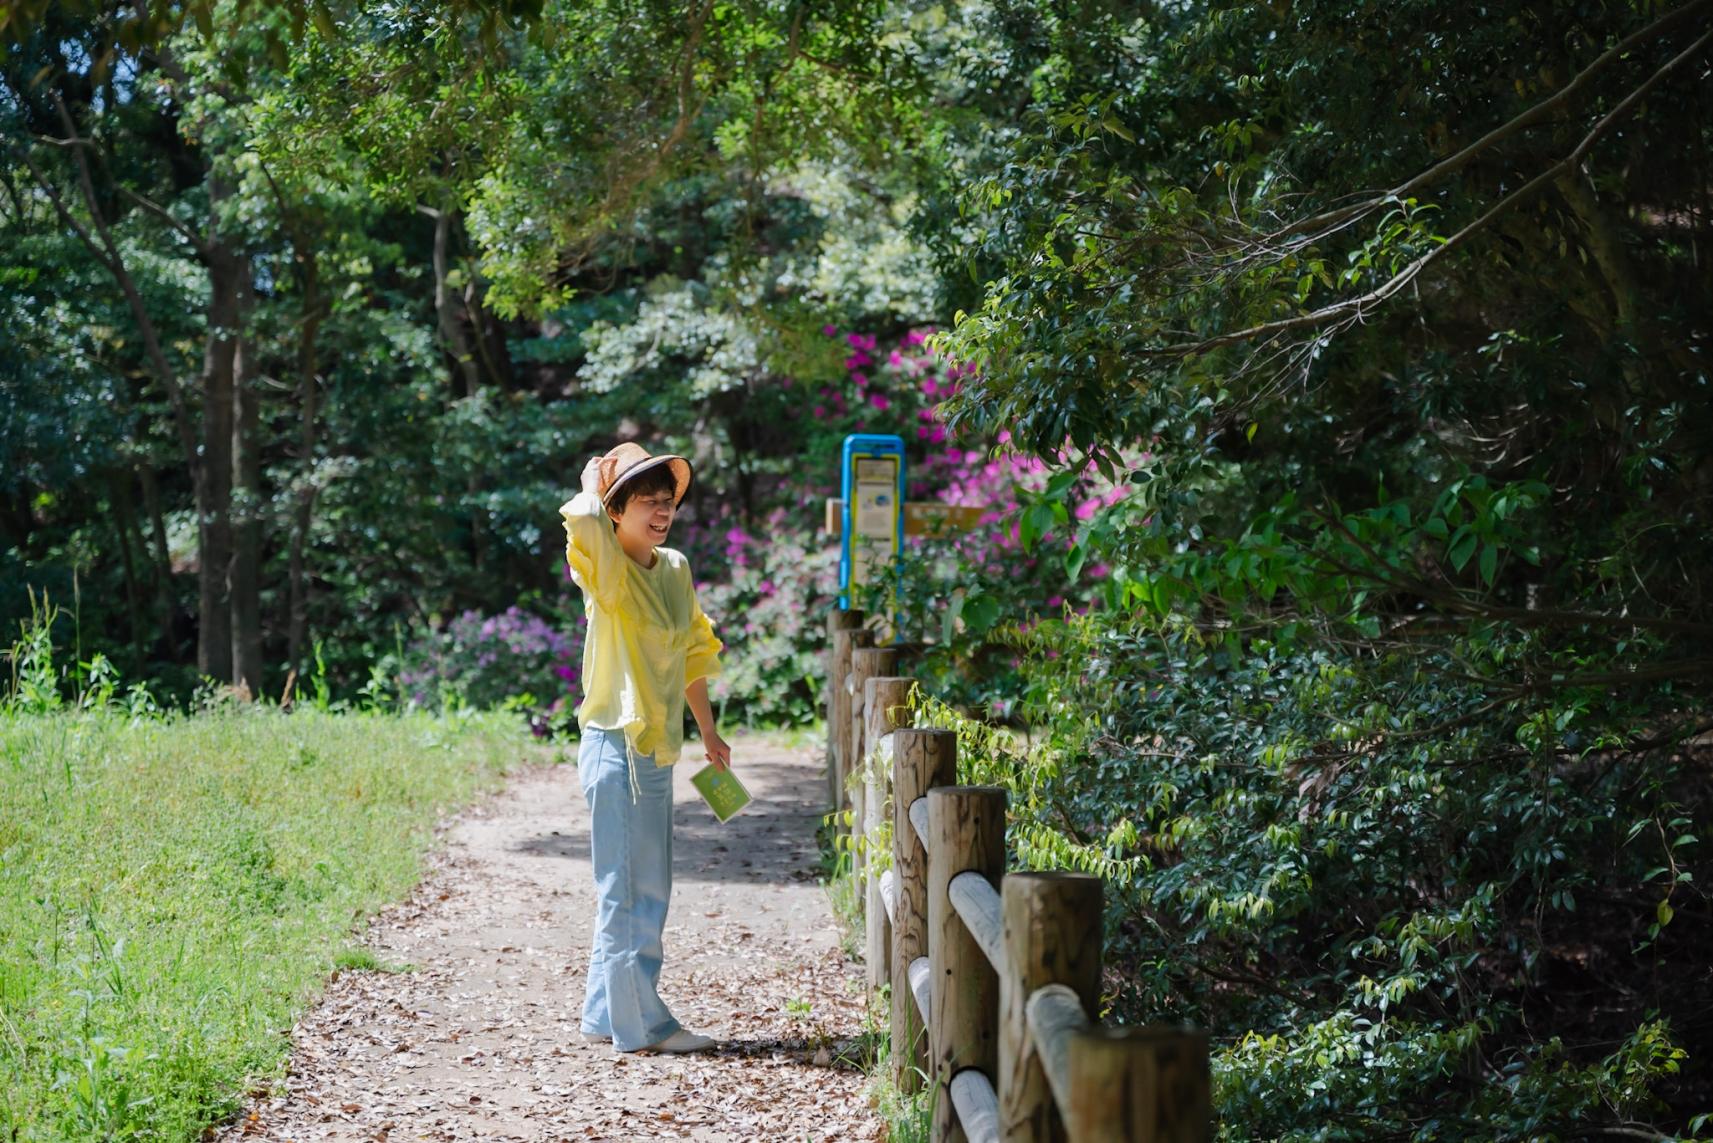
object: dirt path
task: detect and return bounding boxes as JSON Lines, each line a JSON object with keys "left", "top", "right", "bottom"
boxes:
{"left": 219, "top": 732, "right": 881, "bottom": 1142}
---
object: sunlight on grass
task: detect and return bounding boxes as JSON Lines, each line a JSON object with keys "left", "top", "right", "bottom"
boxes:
{"left": 0, "top": 705, "right": 528, "bottom": 1141}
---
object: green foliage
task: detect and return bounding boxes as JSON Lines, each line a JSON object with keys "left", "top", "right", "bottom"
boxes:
{"left": 4, "top": 590, "right": 65, "bottom": 715}
{"left": 901, "top": 4, "right": 1713, "bottom": 1133}
{"left": 7, "top": 1, "right": 1713, "bottom": 1134}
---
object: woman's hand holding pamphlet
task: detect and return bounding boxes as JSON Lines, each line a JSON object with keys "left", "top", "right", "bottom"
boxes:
{"left": 690, "top": 762, "right": 752, "bottom": 822}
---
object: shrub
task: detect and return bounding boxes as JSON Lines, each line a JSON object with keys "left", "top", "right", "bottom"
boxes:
{"left": 396, "top": 605, "right": 584, "bottom": 725}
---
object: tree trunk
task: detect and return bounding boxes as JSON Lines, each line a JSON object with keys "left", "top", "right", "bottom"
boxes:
{"left": 427, "top": 206, "right": 481, "bottom": 398}
{"left": 287, "top": 249, "right": 324, "bottom": 684}
{"left": 109, "top": 470, "right": 145, "bottom": 662}
{"left": 0, "top": 491, "right": 32, "bottom": 554}
{"left": 230, "top": 307, "right": 264, "bottom": 697}
{"left": 137, "top": 462, "right": 179, "bottom": 658}
{"left": 465, "top": 272, "right": 515, "bottom": 391}
{"left": 198, "top": 197, "right": 241, "bottom": 685}
{"left": 1553, "top": 171, "right": 1645, "bottom": 338}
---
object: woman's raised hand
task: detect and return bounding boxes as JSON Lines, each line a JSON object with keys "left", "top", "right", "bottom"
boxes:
{"left": 580, "top": 455, "right": 604, "bottom": 497}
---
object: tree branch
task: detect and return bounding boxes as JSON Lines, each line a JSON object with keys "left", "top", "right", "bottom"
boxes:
{"left": 1145, "top": 20, "right": 1713, "bottom": 359}
{"left": 44, "top": 91, "right": 203, "bottom": 488}
{"left": 7, "top": 139, "right": 118, "bottom": 276}
{"left": 1255, "top": 0, "right": 1712, "bottom": 251}
{"left": 119, "top": 185, "right": 207, "bottom": 253}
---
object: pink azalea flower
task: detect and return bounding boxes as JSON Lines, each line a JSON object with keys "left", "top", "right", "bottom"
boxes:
{"left": 869, "top": 392, "right": 890, "bottom": 410}
{"left": 922, "top": 377, "right": 939, "bottom": 396}
{"left": 852, "top": 371, "right": 869, "bottom": 388}
{"left": 823, "top": 324, "right": 838, "bottom": 336}
{"left": 813, "top": 405, "right": 827, "bottom": 419}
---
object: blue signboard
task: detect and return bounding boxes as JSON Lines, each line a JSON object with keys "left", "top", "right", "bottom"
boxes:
{"left": 838, "top": 433, "right": 906, "bottom": 611}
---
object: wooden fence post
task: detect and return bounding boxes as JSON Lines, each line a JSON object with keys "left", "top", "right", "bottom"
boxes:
{"left": 928, "top": 785, "right": 1007, "bottom": 1143}
{"left": 826, "top": 609, "right": 864, "bottom": 813}
{"left": 1000, "top": 873, "right": 1104, "bottom": 1143}
{"left": 849, "top": 647, "right": 896, "bottom": 808}
{"left": 864, "top": 675, "right": 914, "bottom": 998}
{"left": 1064, "top": 1027, "right": 1211, "bottom": 1143}
{"left": 830, "top": 624, "right": 872, "bottom": 841}
{"left": 892, "top": 728, "right": 957, "bottom": 1094}
{"left": 847, "top": 646, "right": 895, "bottom": 893}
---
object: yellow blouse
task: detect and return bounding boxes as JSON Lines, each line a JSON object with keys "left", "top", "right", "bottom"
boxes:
{"left": 560, "top": 492, "right": 723, "bottom": 765}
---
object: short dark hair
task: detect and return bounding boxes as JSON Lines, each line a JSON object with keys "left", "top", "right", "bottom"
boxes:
{"left": 607, "top": 464, "right": 679, "bottom": 514}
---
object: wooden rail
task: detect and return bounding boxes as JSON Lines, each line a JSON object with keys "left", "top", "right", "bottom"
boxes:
{"left": 829, "top": 609, "right": 1211, "bottom": 1143}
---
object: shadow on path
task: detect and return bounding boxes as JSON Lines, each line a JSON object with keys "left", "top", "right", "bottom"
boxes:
{"left": 511, "top": 748, "right": 829, "bottom": 887}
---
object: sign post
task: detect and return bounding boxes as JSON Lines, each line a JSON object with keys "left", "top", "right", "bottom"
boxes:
{"left": 839, "top": 433, "right": 906, "bottom": 612}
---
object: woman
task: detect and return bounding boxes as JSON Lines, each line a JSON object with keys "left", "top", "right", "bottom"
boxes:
{"left": 560, "top": 442, "right": 730, "bottom": 1054}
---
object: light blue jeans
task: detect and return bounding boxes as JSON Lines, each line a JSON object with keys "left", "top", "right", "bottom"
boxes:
{"left": 578, "top": 727, "right": 680, "bottom": 1051}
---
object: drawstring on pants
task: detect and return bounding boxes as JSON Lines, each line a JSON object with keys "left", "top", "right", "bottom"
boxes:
{"left": 626, "top": 734, "right": 642, "bottom": 804}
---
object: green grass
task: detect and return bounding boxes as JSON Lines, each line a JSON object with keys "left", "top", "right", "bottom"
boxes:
{"left": 330, "top": 947, "right": 411, "bottom": 974}
{"left": 0, "top": 705, "right": 529, "bottom": 1141}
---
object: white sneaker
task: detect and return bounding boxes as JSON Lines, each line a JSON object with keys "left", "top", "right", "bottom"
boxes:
{"left": 581, "top": 1031, "right": 612, "bottom": 1043}
{"left": 635, "top": 1028, "right": 716, "bottom": 1054}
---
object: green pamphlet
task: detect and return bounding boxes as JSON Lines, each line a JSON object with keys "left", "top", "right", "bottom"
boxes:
{"left": 690, "top": 764, "right": 752, "bottom": 823}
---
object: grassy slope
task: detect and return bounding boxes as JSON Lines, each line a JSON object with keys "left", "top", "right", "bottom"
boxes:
{"left": 0, "top": 706, "right": 531, "bottom": 1140}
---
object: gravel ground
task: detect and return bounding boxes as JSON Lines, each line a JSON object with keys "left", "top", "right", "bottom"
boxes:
{"left": 214, "top": 731, "right": 882, "bottom": 1142}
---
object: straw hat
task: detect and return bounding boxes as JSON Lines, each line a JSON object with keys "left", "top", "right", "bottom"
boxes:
{"left": 596, "top": 442, "right": 694, "bottom": 508}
